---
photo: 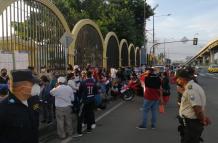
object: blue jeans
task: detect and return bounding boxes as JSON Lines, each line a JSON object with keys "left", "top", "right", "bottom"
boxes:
{"left": 141, "top": 99, "right": 159, "bottom": 127}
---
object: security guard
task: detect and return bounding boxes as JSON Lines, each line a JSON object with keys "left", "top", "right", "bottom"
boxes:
{"left": 0, "top": 70, "right": 40, "bottom": 143}
{"left": 176, "top": 69, "right": 211, "bottom": 143}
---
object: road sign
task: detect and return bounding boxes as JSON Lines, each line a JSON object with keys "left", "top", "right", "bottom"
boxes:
{"left": 60, "top": 32, "right": 73, "bottom": 48}
{"left": 60, "top": 32, "right": 73, "bottom": 74}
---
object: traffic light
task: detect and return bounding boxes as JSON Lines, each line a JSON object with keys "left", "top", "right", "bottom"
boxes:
{"left": 193, "top": 38, "right": 198, "bottom": 45}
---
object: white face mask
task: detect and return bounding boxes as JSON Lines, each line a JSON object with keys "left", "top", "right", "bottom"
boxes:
{"left": 41, "top": 69, "right": 46, "bottom": 72}
{"left": 31, "top": 84, "right": 41, "bottom": 96}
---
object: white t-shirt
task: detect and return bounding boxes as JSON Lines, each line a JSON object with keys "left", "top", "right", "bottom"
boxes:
{"left": 50, "top": 84, "right": 74, "bottom": 107}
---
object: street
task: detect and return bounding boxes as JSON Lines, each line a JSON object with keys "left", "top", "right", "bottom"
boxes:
{"left": 41, "top": 70, "right": 218, "bottom": 143}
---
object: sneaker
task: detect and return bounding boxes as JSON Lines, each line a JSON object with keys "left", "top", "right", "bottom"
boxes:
{"left": 91, "top": 124, "right": 96, "bottom": 129}
{"left": 86, "top": 130, "right": 92, "bottom": 133}
{"left": 72, "top": 133, "right": 83, "bottom": 138}
{"left": 136, "top": 125, "right": 147, "bottom": 130}
{"left": 151, "top": 125, "right": 156, "bottom": 129}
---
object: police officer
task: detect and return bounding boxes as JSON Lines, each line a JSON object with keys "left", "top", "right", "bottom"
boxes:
{"left": 176, "top": 69, "right": 211, "bottom": 143}
{"left": 0, "top": 70, "right": 40, "bottom": 143}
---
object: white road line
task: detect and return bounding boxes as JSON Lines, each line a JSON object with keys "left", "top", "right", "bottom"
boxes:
{"left": 96, "top": 101, "right": 125, "bottom": 122}
{"left": 65, "top": 102, "right": 125, "bottom": 143}
{"left": 199, "top": 73, "right": 206, "bottom": 76}
{"left": 212, "top": 77, "right": 218, "bottom": 80}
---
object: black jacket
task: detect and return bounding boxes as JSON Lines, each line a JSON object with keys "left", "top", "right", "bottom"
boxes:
{"left": 0, "top": 93, "right": 38, "bottom": 143}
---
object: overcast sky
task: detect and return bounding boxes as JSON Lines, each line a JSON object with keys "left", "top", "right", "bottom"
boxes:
{"left": 146, "top": 0, "right": 218, "bottom": 61}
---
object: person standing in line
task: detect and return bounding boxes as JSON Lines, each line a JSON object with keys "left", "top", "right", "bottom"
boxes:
{"left": 78, "top": 71, "right": 98, "bottom": 134}
{"left": 40, "top": 75, "right": 52, "bottom": 124}
{"left": 176, "top": 69, "right": 211, "bottom": 143}
{"left": 0, "top": 84, "right": 8, "bottom": 102}
{"left": 0, "top": 70, "right": 40, "bottom": 143}
{"left": 50, "top": 77, "right": 74, "bottom": 139}
{"left": 161, "top": 72, "right": 171, "bottom": 105}
{"left": 0, "top": 68, "right": 9, "bottom": 84}
{"left": 137, "top": 68, "right": 163, "bottom": 129}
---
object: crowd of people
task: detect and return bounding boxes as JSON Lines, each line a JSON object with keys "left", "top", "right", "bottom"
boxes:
{"left": 0, "top": 64, "right": 211, "bottom": 143}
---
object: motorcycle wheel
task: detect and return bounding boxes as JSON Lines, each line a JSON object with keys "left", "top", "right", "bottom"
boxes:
{"left": 122, "top": 90, "right": 134, "bottom": 101}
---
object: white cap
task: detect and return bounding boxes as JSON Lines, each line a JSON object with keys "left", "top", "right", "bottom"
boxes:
{"left": 73, "top": 65, "right": 79, "bottom": 70}
{"left": 58, "top": 77, "right": 66, "bottom": 83}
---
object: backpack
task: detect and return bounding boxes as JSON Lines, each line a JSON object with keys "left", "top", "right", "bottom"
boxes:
{"left": 144, "top": 74, "right": 161, "bottom": 89}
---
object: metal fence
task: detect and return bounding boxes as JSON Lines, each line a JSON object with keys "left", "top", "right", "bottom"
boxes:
{"left": 0, "top": 0, "right": 66, "bottom": 72}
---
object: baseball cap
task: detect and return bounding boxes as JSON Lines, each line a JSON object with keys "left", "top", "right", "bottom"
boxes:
{"left": 10, "top": 69, "right": 36, "bottom": 83}
{"left": 58, "top": 77, "right": 66, "bottom": 83}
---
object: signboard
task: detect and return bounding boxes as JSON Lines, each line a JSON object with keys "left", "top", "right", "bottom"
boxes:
{"left": 0, "top": 51, "right": 13, "bottom": 71}
{"left": 60, "top": 32, "right": 73, "bottom": 48}
{"left": 14, "top": 51, "right": 29, "bottom": 69}
{"left": 0, "top": 51, "right": 29, "bottom": 71}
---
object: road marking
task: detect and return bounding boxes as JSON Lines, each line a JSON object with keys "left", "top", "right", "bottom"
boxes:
{"left": 96, "top": 101, "right": 125, "bottom": 122}
{"left": 199, "top": 73, "right": 206, "bottom": 76}
{"left": 65, "top": 101, "right": 125, "bottom": 143}
{"left": 60, "top": 137, "right": 72, "bottom": 143}
{"left": 212, "top": 77, "right": 218, "bottom": 80}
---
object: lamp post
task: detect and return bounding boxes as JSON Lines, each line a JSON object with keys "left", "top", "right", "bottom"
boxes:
{"left": 152, "top": 13, "right": 171, "bottom": 65}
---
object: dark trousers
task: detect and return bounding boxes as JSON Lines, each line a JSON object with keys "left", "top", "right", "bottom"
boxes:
{"left": 180, "top": 118, "right": 204, "bottom": 143}
{"left": 77, "top": 101, "right": 95, "bottom": 133}
{"left": 42, "top": 103, "right": 52, "bottom": 122}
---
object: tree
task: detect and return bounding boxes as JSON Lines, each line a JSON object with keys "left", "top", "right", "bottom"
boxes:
{"left": 13, "top": 0, "right": 153, "bottom": 47}
{"left": 52, "top": 0, "right": 153, "bottom": 47}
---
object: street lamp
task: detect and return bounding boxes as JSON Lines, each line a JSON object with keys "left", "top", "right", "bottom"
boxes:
{"left": 152, "top": 13, "right": 171, "bottom": 65}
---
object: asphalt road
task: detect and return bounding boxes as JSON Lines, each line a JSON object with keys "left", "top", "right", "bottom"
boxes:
{"left": 42, "top": 71, "right": 218, "bottom": 143}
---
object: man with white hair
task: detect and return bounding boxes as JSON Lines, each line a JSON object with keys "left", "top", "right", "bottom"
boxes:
{"left": 50, "top": 77, "right": 74, "bottom": 139}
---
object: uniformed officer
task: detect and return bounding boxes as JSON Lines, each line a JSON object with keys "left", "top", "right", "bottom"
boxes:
{"left": 176, "top": 69, "right": 211, "bottom": 143}
{"left": 0, "top": 69, "right": 40, "bottom": 143}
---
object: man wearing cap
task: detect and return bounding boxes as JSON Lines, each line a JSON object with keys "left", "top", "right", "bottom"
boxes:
{"left": 50, "top": 77, "right": 74, "bottom": 139}
{"left": 176, "top": 69, "right": 211, "bottom": 143}
{"left": 0, "top": 69, "right": 40, "bottom": 143}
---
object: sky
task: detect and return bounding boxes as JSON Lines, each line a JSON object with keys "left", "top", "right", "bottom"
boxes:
{"left": 146, "top": 0, "right": 218, "bottom": 61}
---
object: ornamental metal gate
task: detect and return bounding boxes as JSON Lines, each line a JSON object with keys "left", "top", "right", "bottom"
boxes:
{"left": 74, "top": 25, "right": 103, "bottom": 68}
{"left": 0, "top": 0, "right": 67, "bottom": 72}
{"left": 130, "top": 46, "right": 135, "bottom": 67}
{"left": 106, "top": 36, "right": 119, "bottom": 69}
{"left": 121, "top": 43, "right": 128, "bottom": 67}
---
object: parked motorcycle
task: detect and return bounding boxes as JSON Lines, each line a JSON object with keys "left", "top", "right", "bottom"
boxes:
{"left": 111, "top": 79, "right": 139, "bottom": 101}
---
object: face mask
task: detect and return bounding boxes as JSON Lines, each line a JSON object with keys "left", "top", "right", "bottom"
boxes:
{"left": 1, "top": 72, "right": 7, "bottom": 77}
{"left": 41, "top": 69, "right": 46, "bottom": 72}
{"left": 31, "top": 84, "right": 41, "bottom": 96}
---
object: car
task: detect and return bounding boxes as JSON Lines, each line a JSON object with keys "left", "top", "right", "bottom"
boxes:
{"left": 153, "top": 65, "right": 166, "bottom": 73}
{"left": 208, "top": 64, "right": 218, "bottom": 73}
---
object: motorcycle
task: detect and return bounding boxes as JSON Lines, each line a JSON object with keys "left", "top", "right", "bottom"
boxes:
{"left": 111, "top": 79, "right": 139, "bottom": 101}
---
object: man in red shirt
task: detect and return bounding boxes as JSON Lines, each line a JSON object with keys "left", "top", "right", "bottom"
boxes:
{"left": 137, "top": 68, "right": 163, "bottom": 129}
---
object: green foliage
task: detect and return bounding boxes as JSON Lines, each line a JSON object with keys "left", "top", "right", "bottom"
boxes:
{"left": 12, "top": 0, "right": 153, "bottom": 47}
{"left": 52, "top": 0, "right": 153, "bottom": 47}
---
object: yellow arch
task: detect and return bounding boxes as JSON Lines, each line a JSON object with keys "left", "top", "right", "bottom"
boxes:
{"left": 135, "top": 47, "right": 141, "bottom": 66}
{"left": 128, "top": 43, "right": 135, "bottom": 66}
{"left": 104, "top": 32, "right": 119, "bottom": 69}
{"left": 119, "top": 39, "right": 128, "bottom": 67}
{"left": 0, "top": 0, "right": 70, "bottom": 33}
{"left": 70, "top": 19, "right": 104, "bottom": 67}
